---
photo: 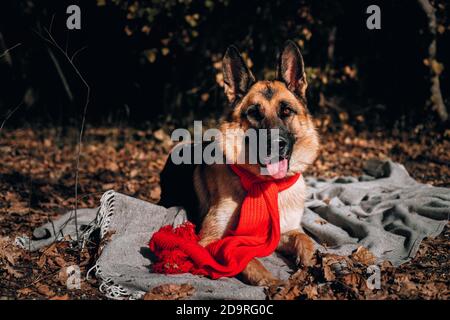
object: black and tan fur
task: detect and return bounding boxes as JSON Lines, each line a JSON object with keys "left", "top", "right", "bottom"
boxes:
{"left": 160, "top": 41, "right": 319, "bottom": 286}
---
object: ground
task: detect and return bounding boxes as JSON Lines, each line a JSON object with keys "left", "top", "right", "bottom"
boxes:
{"left": 0, "top": 120, "right": 449, "bottom": 300}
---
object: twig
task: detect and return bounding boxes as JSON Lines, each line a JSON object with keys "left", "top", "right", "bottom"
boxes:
{"left": 27, "top": 152, "right": 33, "bottom": 253}
{"left": 0, "top": 101, "right": 24, "bottom": 131}
{"left": 0, "top": 42, "right": 21, "bottom": 60}
{"left": 47, "top": 46, "right": 74, "bottom": 101}
{"left": 71, "top": 46, "right": 87, "bottom": 62}
{"left": 35, "top": 22, "right": 91, "bottom": 249}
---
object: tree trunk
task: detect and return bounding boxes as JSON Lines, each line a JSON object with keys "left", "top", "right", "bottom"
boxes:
{"left": 417, "top": 0, "right": 448, "bottom": 122}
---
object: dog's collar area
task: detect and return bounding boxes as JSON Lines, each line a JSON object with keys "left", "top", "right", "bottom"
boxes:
{"left": 229, "top": 164, "right": 301, "bottom": 191}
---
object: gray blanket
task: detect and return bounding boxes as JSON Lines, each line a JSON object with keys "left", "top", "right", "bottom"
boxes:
{"left": 16, "top": 160, "right": 449, "bottom": 299}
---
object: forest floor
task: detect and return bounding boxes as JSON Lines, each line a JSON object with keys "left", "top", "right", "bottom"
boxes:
{"left": 0, "top": 121, "right": 449, "bottom": 300}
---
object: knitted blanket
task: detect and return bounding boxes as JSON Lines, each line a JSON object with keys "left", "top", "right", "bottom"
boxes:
{"left": 16, "top": 160, "right": 449, "bottom": 299}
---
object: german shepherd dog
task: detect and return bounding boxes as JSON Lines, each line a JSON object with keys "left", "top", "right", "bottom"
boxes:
{"left": 159, "top": 41, "right": 319, "bottom": 286}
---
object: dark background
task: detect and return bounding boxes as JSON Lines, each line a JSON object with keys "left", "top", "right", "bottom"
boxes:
{"left": 0, "top": 0, "right": 449, "bottom": 129}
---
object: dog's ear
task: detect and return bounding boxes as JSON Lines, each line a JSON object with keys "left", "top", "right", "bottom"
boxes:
{"left": 278, "top": 40, "right": 307, "bottom": 99}
{"left": 222, "top": 46, "right": 255, "bottom": 104}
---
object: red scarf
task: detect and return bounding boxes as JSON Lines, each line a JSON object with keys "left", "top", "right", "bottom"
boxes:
{"left": 149, "top": 165, "right": 300, "bottom": 279}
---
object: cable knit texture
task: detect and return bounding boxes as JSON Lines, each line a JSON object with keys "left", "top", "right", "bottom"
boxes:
{"left": 148, "top": 165, "right": 301, "bottom": 279}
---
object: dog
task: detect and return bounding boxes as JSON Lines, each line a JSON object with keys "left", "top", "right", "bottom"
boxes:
{"left": 159, "top": 40, "right": 319, "bottom": 286}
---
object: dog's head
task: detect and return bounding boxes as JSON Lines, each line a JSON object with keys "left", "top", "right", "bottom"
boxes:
{"left": 219, "top": 41, "right": 319, "bottom": 178}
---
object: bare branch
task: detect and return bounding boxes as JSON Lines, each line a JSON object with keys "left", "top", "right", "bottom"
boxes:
{"left": 0, "top": 101, "right": 24, "bottom": 131}
{"left": 35, "top": 24, "right": 91, "bottom": 246}
{"left": 47, "top": 46, "right": 74, "bottom": 101}
{"left": 0, "top": 43, "right": 22, "bottom": 59}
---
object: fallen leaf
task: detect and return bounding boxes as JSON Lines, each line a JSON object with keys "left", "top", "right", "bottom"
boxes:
{"left": 0, "top": 236, "right": 23, "bottom": 265}
{"left": 143, "top": 283, "right": 195, "bottom": 300}
{"left": 153, "top": 129, "right": 169, "bottom": 142}
{"left": 37, "top": 254, "right": 47, "bottom": 268}
{"left": 351, "top": 246, "right": 376, "bottom": 265}
{"left": 58, "top": 267, "right": 69, "bottom": 286}
{"left": 53, "top": 256, "right": 67, "bottom": 268}
{"left": 17, "top": 288, "right": 33, "bottom": 296}
{"left": 303, "top": 284, "right": 318, "bottom": 299}
{"left": 36, "top": 284, "right": 55, "bottom": 297}
{"left": 50, "top": 294, "right": 70, "bottom": 300}
{"left": 322, "top": 254, "right": 349, "bottom": 281}
{"left": 5, "top": 264, "right": 24, "bottom": 278}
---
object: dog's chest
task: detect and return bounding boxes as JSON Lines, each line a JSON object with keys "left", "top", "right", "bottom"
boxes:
{"left": 278, "top": 176, "right": 306, "bottom": 233}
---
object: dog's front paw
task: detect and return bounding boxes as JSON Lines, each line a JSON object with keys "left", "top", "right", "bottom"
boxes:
{"left": 293, "top": 233, "right": 316, "bottom": 267}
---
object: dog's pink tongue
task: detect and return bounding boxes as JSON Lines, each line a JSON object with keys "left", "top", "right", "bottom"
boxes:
{"left": 266, "top": 159, "right": 288, "bottom": 179}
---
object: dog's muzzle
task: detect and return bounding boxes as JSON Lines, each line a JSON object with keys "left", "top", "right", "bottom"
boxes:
{"left": 254, "top": 127, "right": 295, "bottom": 166}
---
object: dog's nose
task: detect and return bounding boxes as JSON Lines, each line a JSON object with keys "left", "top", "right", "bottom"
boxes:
{"left": 278, "top": 136, "right": 290, "bottom": 159}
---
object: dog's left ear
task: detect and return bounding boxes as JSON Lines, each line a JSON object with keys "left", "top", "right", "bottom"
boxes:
{"left": 222, "top": 46, "right": 255, "bottom": 104}
{"left": 278, "top": 40, "right": 308, "bottom": 99}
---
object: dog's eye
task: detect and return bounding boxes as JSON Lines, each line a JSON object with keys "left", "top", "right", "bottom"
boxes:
{"left": 279, "top": 102, "right": 295, "bottom": 118}
{"left": 245, "top": 104, "right": 264, "bottom": 121}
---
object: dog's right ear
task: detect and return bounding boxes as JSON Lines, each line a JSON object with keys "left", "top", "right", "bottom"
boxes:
{"left": 278, "top": 40, "right": 307, "bottom": 99}
{"left": 222, "top": 46, "right": 255, "bottom": 104}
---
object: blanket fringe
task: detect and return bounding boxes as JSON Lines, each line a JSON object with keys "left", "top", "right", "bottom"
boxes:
{"left": 86, "top": 264, "right": 142, "bottom": 300}
{"left": 84, "top": 190, "right": 142, "bottom": 300}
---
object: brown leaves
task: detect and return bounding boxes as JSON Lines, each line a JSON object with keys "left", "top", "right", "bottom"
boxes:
{"left": 0, "top": 237, "right": 26, "bottom": 279}
{"left": 5, "top": 264, "right": 25, "bottom": 279}
{"left": 143, "top": 284, "right": 195, "bottom": 300}
{"left": 1, "top": 126, "right": 448, "bottom": 300}
{"left": 36, "top": 242, "right": 69, "bottom": 270}
{"left": 269, "top": 228, "right": 450, "bottom": 300}
{"left": 322, "top": 254, "right": 350, "bottom": 281}
{"left": 17, "top": 288, "right": 33, "bottom": 296}
{"left": 0, "top": 237, "right": 22, "bottom": 265}
{"left": 50, "top": 294, "right": 70, "bottom": 300}
{"left": 351, "top": 246, "right": 376, "bottom": 266}
{"left": 269, "top": 248, "right": 382, "bottom": 300}
{"left": 36, "top": 284, "right": 55, "bottom": 297}
{"left": 57, "top": 267, "right": 71, "bottom": 286}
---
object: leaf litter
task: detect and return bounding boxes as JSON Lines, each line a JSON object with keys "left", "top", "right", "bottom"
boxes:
{"left": 0, "top": 123, "right": 448, "bottom": 299}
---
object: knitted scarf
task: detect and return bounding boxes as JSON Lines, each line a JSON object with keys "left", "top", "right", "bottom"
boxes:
{"left": 149, "top": 165, "right": 300, "bottom": 279}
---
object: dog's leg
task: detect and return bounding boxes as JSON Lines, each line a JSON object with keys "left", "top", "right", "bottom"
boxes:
{"left": 198, "top": 210, "right": 280, "bottom": 287}
{"left": 197, "top": 212, "right": 223, "bottom": 247}
{"left": 239, "top": 258, "right": 281, "bottom": 286}
{"left": 199, "top": 233, "right": 280, "bottom": 287}
{"left": 278, "top": 230, "right": 315, "bottom": 267}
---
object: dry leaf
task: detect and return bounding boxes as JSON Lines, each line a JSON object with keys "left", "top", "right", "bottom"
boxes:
{"left": 303, "top": 285, "right": 318, "bottom": 299}
{"left": 341, "top": 273, "right": 365, "bottom": 289}
{"left": 50, "top": 294, "right": 70, "bottom": 300}
{"left": 5, "top": 265, "right": 24, "bottom": 278}
{"left": 322, "top": 254, "right": 348, "bottom": 281}
{"left": 153, "top": 129, "right": 169, "bottom": 142}
{"left": 323, "top": 264, "right": 336, "bottom": 281}
{"left": 36, "top": 284, "right": 55, "bottom": 297}
{"left": 17, "top": 288, "right": 33, "bottom": 296}
{"left": 0, "top": 236, "right": 23, "bottom": 265}
{"left": 150, "top": 186, "right": 161, "bottom": 200}
{"left": 53, "top": 256, "right": 67, "bottom": 268}
{"left": 37, "top": 254, "right": 47, "bottom": 268}
{"left": 351, "top": 246, "right": 376, "bottom": 266}
{"left": 58, "top": 267, "right": 69, "bottom": 286}
{"left": 143, "top": 283, "right": 195, "bottom": 300}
